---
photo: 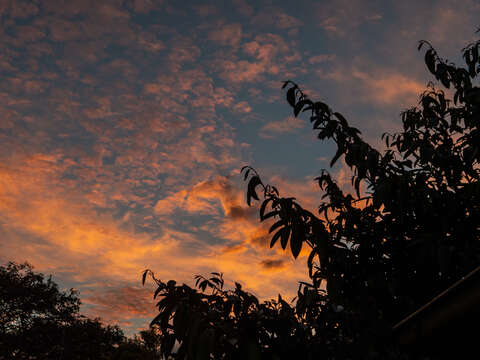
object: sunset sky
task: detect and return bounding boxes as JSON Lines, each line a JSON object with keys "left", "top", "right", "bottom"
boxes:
{"left": 1, "top": 0, "right": 478, "bottom": 335}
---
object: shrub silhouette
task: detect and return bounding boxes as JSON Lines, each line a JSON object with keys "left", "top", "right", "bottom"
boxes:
{"left": 144, "top": 30, "right": 480, "bottom": 359}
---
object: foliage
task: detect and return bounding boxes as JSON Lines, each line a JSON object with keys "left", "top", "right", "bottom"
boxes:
{"left": 138, "top": 326, "right": 163, "bottom": 354}
{"left": 145, "top": 31, "right": 480, "bottom": 359}
{"left": 0, "top": 261, "right": 159, "bottom": 359}
{"left": 113, "top": 328, "right": 163, "bottom": 360}
{"left": 0, "top": 261, "right": 83, "bottom": 358}
{"left": 0, "top": 261, "right": 80, "bottom": 333}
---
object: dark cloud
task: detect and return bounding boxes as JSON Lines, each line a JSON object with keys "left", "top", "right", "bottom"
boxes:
{"left": 83, "top": 285, "right": 156, "bottom": 320}
{"left": 260, "top": 258, "right": 285, "bottom": 270}
{"left": 228, "top": 205, "right": 250, "bottom": 220}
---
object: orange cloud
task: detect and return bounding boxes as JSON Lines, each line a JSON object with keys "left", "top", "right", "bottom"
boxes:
{"left": 151, "top": 174, "right": 312, "bottom": 296}
{"left": 259, "top": 116, "right": 305, "bottom": 138}
{"left": 214, "top": 87, "right": 235, "bottom": 108}
{"left": 82, "top": 285, "right": 157, "bottom": 322}
{"left": 0, "top": 154, "right": 308, "bottom": 329}
{"left": 351, "top": 70, "right": 425, "bottom": 105}
{"left": 155, "top": 176, "right": 251, "bottom": 221}
{"left": 208, "top": 23, "right": 243, "bottom": 47}
{"left": 213, "top": 33, "right": 301, "bottom": 84}
{"left": 319, "top": 65, "right": 425, "bottom": 106}
{"left": 233, "top": 101, "right": 252, "bottom": 114}
{"left": 314, "top": 0, "right": 383, "bottom": 37}
{"left": 308, "top": 54, "right": 336, "bottom": 64}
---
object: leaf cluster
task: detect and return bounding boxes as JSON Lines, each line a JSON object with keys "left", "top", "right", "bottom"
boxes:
{"left": 142, "top": 270, "right": 388, "bottom": 359}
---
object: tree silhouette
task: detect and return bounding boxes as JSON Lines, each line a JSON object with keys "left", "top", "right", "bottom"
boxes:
{"left": 1, "top": 261, "right": 81, "bottom": 358}
{"left": 0, "top": 261, "right": 162, "bottom": 359}
{"left": 144, "top": 30, "right": 480, "bottom": 359}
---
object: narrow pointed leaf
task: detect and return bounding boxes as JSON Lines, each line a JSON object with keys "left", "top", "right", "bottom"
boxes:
{"left": 262, "top": 210, "right": 279, "bottom": 221}
{"left": 290, "top": 222, "right": 304, "bottom": 258}
{"left": 270, "top": 228, "right": 283, "bottom": 248}
{"left": 425, "top": 49, "right": 436, "bottom": 74}
{"left": 287, "top": 87, "right": 296, "bottom": 107}
{"left": 269, "top": 220, "right": 285, "bottom": 234}
{"left": 294, "top": 100, "right": 306, "bottom": 117}
{"left": 259, "top": 198, "right": 273, "bottom": 220}
{"left": 247, "top": 176, "right": 262, "bottom": 206}
{"left": 330, "top": 147, "right": 344, "bottom": 167}
{"left": 280, "top": 226, "right": 291, "bottom": 249}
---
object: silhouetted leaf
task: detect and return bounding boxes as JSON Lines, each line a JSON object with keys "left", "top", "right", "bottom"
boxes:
{"left": 307, "top": 249, "right": 318, "bottom": 278}
{"left": 290, "top": 222, "right": 304, "bottom": 258}
{"left": 153, "top": 286, "right": 162, "bottom": 299}
{"left": 287, "top": 86, "right": 296, "bottom": 107}
{"left": 150, "top": 313, "right": 162, "bottom": 328}
{"left": 259, "top": 198, "right": 273, "bottom": 220}
{"left": 425, "top": 48, "right": 436, "bottom": 74}
{"left": 330, "top": 147, "right": 343, "bottom": 167}
{"left": 294, "top": 100, "right": 306, "bottom": 117}
{"left": 262, "top": 210, "right": 279, "bottom": 221}
{"left": 270, "top": 228, "right": 284, "bottom": 248}
{"left": 269, "top": 220, "right": 285, "bottom": 234}
{"left": 247, "top": 176, "right": 263, "bottom": 206}
{"left": 280, "top": 225, "right": 291, "bottom": 249}
{"left": 354, "top": 176, "right": 361, "bottom": 198}
{"left": 334, "top": 112, "right": 348, "bottom": 127}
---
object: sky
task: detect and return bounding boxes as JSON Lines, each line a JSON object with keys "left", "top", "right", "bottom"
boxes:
{"left": 1, "top": 0, "right": 478, "bottom": 335}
